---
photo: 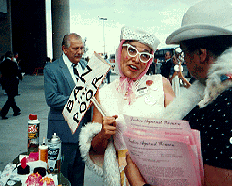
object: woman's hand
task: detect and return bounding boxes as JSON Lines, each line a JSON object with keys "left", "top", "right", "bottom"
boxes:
{"left": 124, "top": 152, "right": 147, "bottom": 186}
{"left": 99, "top": 115, "right": 118, "bottom": 140}
{"left": 91, "top": 90, "right": 118, "bottom": 153}
{"left": 91, "top": 114, "right": 118, "bottom": 153}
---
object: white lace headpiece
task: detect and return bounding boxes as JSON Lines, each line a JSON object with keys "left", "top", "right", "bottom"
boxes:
{"left": 120, "top": 26, "right": 160, "bottom": 51}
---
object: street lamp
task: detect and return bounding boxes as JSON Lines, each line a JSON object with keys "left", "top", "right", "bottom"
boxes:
{"left": 99, "top": 17, "right": 107, "bottom": 56}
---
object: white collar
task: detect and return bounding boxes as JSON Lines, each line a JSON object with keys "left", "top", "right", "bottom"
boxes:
{"left": 62, "top": 52, "right": 84, "bottom": 73}
{"left": 63, "top": 53, "right": 73, "bottom": 68}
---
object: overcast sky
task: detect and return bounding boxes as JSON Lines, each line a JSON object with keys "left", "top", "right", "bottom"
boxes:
{"left": 46, "top": 0, "right": 232, "bottom": 58}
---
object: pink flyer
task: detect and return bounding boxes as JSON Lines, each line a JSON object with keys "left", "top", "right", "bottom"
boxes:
{"left": 123, "top": 115, "right": 203, "bottom": 186}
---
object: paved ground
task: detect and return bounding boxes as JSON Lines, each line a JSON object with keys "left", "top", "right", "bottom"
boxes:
{"left": 0, "top": 74, "right": 106, "bottom": 185}
{"left": 0, "top": 73, "right": 187, "bottom": 185}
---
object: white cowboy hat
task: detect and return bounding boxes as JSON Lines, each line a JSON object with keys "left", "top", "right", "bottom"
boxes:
{"left": 166, "top": 0, "right": 232, "bottom": 44}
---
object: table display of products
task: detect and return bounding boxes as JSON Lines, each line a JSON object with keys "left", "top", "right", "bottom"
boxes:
{"left": 0, "top": 115, "right": 70, "bottom": 186}
{"left": 0, "top": 152, "right": 70, "bottom": 186}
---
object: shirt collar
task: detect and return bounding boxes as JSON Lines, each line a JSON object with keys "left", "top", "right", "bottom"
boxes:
{"left": 63, "top": 52, "right": 73, "bottom": 68}
{"left": 62, "top": 53, "right": 85, "bottom": 69}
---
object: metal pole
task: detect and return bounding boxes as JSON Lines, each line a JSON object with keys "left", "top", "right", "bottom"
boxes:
{"left": 103, "top": 20, "right": 105, "bottom": 55}
{"left": 99, "top": 17, "right": 107, "bottom": 56}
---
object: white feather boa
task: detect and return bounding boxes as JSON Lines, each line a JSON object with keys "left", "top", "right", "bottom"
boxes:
{"left": 161, "top": 80, "right": 205, "bottom": 120}
{"left": 79, "top": 122, "right": 120, "bottom": 186}
{"left": 198, "top": 48, "right": 232, "bottom": 108}
{"left": 79, "top": 47, "right": 232, "bottom": 185}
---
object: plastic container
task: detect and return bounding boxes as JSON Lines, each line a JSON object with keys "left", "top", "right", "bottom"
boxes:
{"left": 39, "top": 137, "right": 48, "bottom": 163}
{"left": 28, "top": 114, "right": 40, "bottom": 153}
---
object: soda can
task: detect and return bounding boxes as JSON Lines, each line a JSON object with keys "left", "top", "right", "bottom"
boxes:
{"left": 47, "top": 133, "right": 61, "bottom": 174}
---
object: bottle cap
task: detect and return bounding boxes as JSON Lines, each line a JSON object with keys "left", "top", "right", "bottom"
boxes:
{"left": 42, "top": 137, "right": 46, "bottom": 145}
{"left": 29, "top": 114, "right": 37, "bottom": 120}
{"left": 50, "top": 133, "right": 60, "bottom": 143}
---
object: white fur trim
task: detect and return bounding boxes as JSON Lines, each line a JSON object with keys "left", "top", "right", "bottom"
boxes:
{"left": 199, "top": 48, "right": 232, "bottom": 107}
{"left": 79, "top": 122, "right": 103, "bottom": 177}
{"left": 162, "top": 80, "right": 205, "bottom": 120}
{"left": 103, "top": 138, "right": 121, "bottom": 186}
{"left": 79, "top": 122, "right": 121, "bottom": 186}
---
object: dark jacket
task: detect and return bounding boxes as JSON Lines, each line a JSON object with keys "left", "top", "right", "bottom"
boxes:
{"left": 160, "top": 58, "right": 173, "bottom": 78}
{"left": 0, "top": 58, "right": 22, "bottom": 95}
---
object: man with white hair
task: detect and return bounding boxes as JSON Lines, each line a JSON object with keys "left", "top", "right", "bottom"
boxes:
{"left": 44, "top": 33, "right": 91, "bottom": 186}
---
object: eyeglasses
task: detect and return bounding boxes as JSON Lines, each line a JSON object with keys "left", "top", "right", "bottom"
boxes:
{"left": 122, "top": 43, "right": 153, "bottom": 63}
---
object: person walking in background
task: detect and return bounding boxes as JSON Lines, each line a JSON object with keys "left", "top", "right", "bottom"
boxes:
{"left": 0, "top": 55, "right": 4, "bottom": 91}
{"left": 160, "top": 51, "right": 172, "bottom": 78}
{"left": 125, "top": 0, "right": 232, "bottom": 185}
{"left": 12, "top": 52, "right": 18, "bottom": 64}
{"left": 44, "top": 33, "right": 91, "bottom": 186}
{"left": 0, "top": 51, "right": 22, "bottom": 119}
{"left": 12, "top": 51, "right": 22, "bottom": 75}
{"left": 12, "top": 52, "right": 21, "bottom": 96}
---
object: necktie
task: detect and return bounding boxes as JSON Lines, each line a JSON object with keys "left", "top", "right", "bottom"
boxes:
{"left": 72, "top": 64, "right": 79, "bottom": 81}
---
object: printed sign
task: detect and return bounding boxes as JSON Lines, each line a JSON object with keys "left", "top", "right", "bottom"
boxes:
{"left": 62, "top": 52, "right": 110, "bottom": 134}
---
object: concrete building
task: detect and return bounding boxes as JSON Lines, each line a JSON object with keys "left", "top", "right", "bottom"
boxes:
{"left": 0, "top": 0, "right": 70, "bottom": 74}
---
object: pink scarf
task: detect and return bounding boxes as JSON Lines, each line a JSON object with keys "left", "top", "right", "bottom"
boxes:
{"left": 116, "top": 40, "right": 154, "bottom": 104}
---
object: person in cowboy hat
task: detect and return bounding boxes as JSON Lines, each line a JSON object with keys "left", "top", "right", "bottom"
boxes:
{"left": 124, "top": 0, "right": 232, "bottom": 185}
{"left": 79, "top": 26, "right": 175, "bottom": 186}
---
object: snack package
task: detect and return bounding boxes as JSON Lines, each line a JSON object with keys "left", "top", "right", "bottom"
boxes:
{"left": 25, "top": 172, "right": 43, "bottom": 186}
{"left": 25, "top": 172, "right": 55, "bottom": 186}
{"left": 41, "top": 177, "right": 55, "bottom": 186}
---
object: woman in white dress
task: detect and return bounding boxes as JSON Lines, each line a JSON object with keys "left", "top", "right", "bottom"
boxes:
{"left": 79, "top": 26, "right": 175, "bottom": 186}
{"left": 169, "top": 55, "right": 183, "bottom": 96}
{"left": 170, "top": 55, "right": 191, "bottom": 96}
